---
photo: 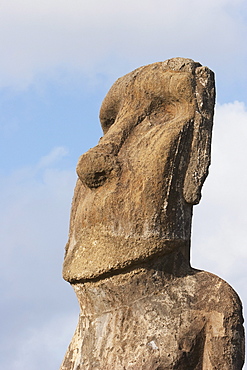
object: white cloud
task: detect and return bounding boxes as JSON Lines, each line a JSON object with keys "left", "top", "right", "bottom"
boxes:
{"left": 0, "top": 0, "right": 246, "bottom": 89}
{"left": 191, "top": 101, "right": 247, "bottom": 359}
{"left": 9, "top": 313, "right": 78, "bottom": 370}
{"left": 37, "top": 146, "right": 68, "bottom": 169}
{"left": 0, "top": 147, "right": 78, "bottom": 369}
{"left": 0, "top": 147, "right": 75, "bottom": 274}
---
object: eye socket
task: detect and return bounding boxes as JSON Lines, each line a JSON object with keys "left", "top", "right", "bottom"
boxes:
{"left": 100, "top": 116, "right": 116, "bottom": 135}
{"left": 99, "top": 97, "right": 121, "bottom": 134}
{"left": 99, "top": 74, "right": 128, "bottom": 134}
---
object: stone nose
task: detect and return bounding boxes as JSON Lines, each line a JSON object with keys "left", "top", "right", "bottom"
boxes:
{"left": 76, "top": 146, "right": 120, "bottom": 189}
{"left": 76, "top": 110, "right": 139, "bottom": 188}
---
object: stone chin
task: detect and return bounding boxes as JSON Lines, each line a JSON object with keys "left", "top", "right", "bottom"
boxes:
{"left": 63, "top": 229, "right": 190, "bottom": 282}
{"left": 62, "top": 58, "right": 215, "bottom": 282}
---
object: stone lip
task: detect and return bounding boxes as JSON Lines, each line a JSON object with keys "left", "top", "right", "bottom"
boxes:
{"left": 63, "top": 57, "right": 215, "bottom": 282}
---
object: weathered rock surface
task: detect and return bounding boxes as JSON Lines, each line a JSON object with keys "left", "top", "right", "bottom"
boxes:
{"left": 60, "top": 262, "right": 244, "bottom": 369}
{"left": 60, "top": 58, "right": 245, "bottom": 369}
{"left": 63, "top": 58, "right": 215, "bottom": 282}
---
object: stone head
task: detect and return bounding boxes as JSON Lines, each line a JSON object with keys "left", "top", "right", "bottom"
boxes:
{"left": 63, "top": 57, "right": 215, "bottom": 282}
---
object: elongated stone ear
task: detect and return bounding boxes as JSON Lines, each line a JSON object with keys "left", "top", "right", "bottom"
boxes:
{"left": 183, "top": 66, "right": 216, "bottom": 204}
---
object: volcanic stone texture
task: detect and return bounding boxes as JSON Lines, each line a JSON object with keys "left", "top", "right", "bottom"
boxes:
{"left": 60, "top": 58, "right": 245, "bottom": 369}
{"left": 63, "top": 58, "right": 215, "bottom": 282}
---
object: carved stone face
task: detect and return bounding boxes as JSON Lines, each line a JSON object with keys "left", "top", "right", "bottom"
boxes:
{"left": 63, "top": 58, "right": 215, "bottom": 282}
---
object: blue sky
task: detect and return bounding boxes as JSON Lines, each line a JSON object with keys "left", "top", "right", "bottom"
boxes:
{"left": 0, "top": 1, "right": 247, "bottom": 369}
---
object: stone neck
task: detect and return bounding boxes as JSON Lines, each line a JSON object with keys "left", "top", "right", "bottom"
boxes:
{"left": 72, "top": 244, "right": 192, "bottom": 315}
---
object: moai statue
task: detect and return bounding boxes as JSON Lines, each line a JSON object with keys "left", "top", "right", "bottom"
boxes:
{"left": 60, "top": 58, "right": 245, "bottom": 369}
